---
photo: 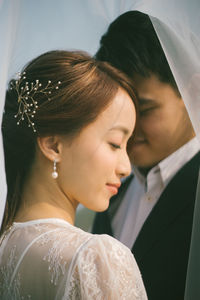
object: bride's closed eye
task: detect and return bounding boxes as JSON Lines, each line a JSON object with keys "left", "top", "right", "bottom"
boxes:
{"left": 109, "top": 142, "right": 121, "bottom": 149}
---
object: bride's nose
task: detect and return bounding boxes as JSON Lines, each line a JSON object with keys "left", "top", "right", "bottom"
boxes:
{"left": 116, "top": 151, "right": 131, "bottom": 178}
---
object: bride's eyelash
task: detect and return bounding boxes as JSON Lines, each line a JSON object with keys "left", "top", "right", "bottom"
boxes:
{"left": 110, "top": 143, "right": 121, "bottom": 149}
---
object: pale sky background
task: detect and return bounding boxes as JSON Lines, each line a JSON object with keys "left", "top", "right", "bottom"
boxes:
{"left": 1, "top": 0, "right": 135, "bottom": 79}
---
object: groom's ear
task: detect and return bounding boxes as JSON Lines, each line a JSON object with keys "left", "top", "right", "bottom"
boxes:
{"left": 37, "top": 135, "right": 62, "bottom": 162}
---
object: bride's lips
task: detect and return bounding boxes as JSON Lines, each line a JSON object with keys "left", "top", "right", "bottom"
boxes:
{"left": 106, "top": 183, "right": 121, "bottom": 195}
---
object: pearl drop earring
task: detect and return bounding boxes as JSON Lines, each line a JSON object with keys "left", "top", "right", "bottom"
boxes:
{"left": 52, "top": 159, "right": 58, "bottom": 179}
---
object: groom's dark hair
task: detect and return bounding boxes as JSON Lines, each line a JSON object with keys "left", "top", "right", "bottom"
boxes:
{"left": 95, "top": 10, "right": 180, "bottom": 96}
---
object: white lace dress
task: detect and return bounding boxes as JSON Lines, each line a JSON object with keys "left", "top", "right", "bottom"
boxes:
{"left": 0, "top": 218, "right": 147, "bottom": 299}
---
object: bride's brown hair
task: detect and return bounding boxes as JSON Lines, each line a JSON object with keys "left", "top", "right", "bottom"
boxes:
{"left": 1, "top": 50, "right": 137, "bottom": 234}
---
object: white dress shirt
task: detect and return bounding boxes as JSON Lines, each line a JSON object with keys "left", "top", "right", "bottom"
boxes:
{"left": 112, "top": 137, "right": 200, "bottom": 249}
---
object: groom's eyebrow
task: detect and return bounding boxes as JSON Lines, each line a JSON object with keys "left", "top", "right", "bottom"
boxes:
{"left": 139, "top": 98, "right": 157, "bottom": 105}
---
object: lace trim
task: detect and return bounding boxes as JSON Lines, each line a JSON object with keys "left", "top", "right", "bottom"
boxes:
{"left": 65, "top": 235, "right": 147, "bottom": 299}
{"left": 36, "top": 225, "right": 91, "bottom": 286}
{"left": 0, "top": 245, "right": 32, "bottom": 299}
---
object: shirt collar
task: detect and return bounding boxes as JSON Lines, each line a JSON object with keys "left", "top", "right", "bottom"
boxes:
{"left": 132, "top": 137, "right": 200, "bottom": 188}
{"left": 158, "top": 137, "right": 200, "bottom": 186}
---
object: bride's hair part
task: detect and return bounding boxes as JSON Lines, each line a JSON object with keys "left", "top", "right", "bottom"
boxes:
{"left": 1, "top": 50, "right": 137, "bottom": 233}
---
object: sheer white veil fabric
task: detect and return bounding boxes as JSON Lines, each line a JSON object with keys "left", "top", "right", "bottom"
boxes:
{"left": 0, "top": 0, "right": 21, "bottom": 233}
{"left": 130, "top": 2, "right": 200, "bottom": 298}
{"left": 0, "top": 0, "right": 199, "bottom": 298}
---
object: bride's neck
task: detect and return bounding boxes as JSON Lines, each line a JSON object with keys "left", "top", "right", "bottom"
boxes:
{"left": 15, "top": 169, "right": 77, "bottom": 225}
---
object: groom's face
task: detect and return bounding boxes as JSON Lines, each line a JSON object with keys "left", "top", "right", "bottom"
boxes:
{"left": 128, "top": 73, "right": 195, "bottom": 170}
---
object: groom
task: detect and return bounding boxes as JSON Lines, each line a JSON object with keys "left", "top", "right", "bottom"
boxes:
{"left": 92, "top": 11, "right": 200, "bottom": 300}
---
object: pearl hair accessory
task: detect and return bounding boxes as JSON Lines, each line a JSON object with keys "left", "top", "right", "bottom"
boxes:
{"left": 10, "top": 71, "right": 61, "bottom": 132}
{"left": 52, "top": 159, "right": 58, "bottom": 179}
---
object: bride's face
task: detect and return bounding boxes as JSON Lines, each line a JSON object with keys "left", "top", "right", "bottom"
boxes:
{"left": 58, "top": 88, "right": 136, "bottom": 212}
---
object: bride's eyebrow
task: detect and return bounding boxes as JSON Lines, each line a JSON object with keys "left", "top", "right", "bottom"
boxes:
{"left": 108, "top": 125, "right": 130, "bottom": 135}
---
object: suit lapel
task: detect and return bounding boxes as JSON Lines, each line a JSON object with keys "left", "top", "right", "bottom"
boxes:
{"left": 133, "top": 152, "right": 200, "bottom": 261}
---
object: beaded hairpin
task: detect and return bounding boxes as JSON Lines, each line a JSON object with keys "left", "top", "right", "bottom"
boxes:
{"left": 10, "top": 72, "right": 61, "bottom": 132}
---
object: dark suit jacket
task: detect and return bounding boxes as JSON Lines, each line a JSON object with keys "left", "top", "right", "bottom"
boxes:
{"left": 92, "top": 152, "right": 200, "bottom": 300}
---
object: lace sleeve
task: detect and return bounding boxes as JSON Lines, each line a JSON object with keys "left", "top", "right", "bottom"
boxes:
{"left": 64, "top": 234, "right": 147, "bottom": 300}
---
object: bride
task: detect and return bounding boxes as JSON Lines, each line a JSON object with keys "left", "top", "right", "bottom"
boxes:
{"left": 0, "top": 50, "right": 147, "bottom": 299}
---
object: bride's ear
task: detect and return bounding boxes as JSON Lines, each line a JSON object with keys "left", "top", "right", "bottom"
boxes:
{"left": 37, "top": 136, "right": 62, "bottom": 162}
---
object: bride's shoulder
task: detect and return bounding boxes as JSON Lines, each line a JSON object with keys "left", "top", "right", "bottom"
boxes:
{"left": 67, "top": 233, "right": 148, "bottom": 300}
{"left": 74, "top": 233, "right": 139, "bottom": 276}
{"left": 88, "top": 233, "right": 132, "bottom": 255}
{"left": 85, "top": 234, "right": 135, "bottom": 264}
